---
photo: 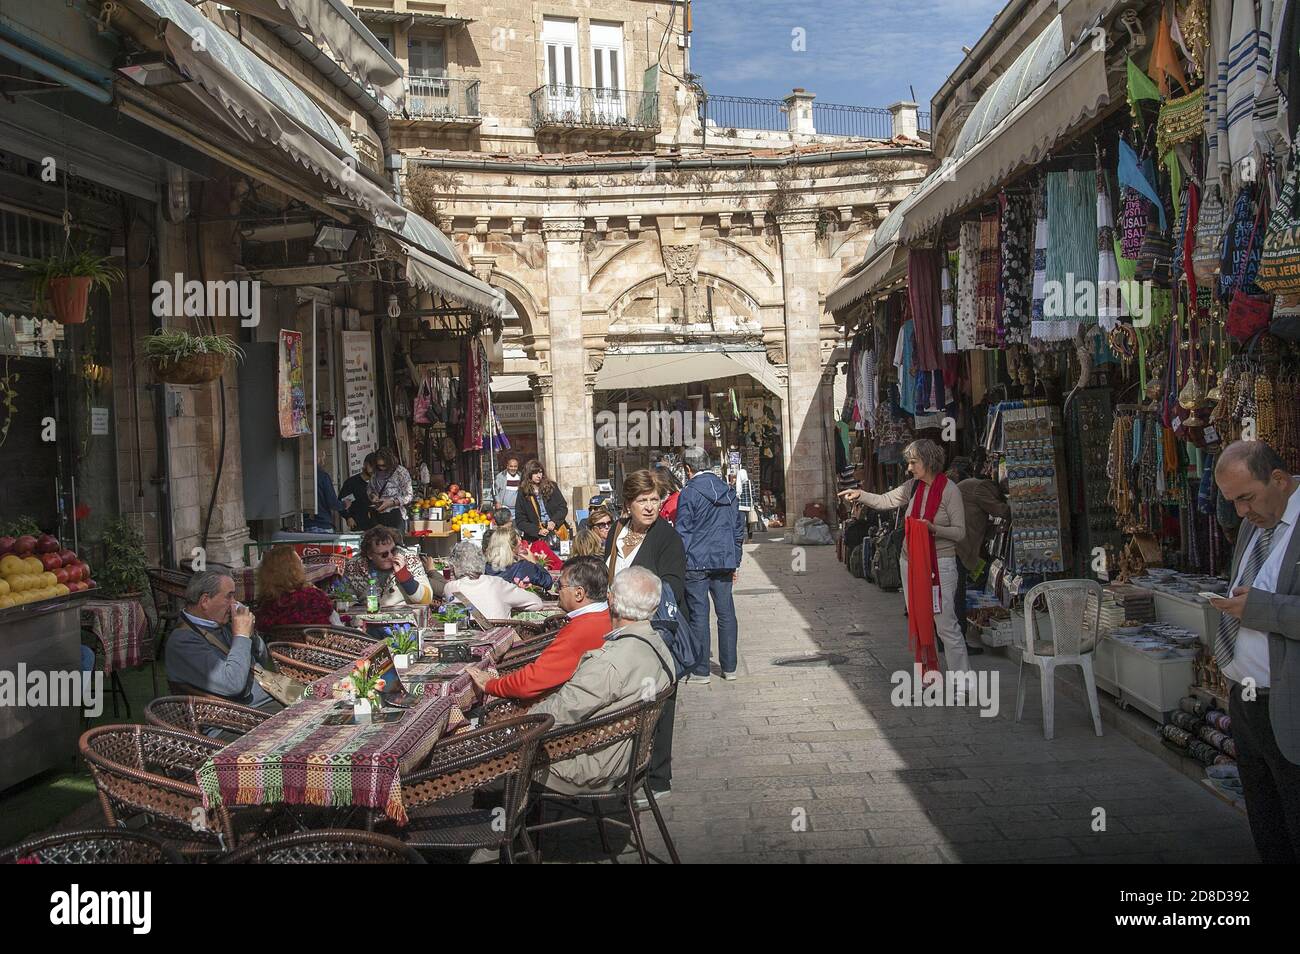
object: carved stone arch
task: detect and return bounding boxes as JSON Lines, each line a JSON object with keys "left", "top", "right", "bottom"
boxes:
{"left": 587, "top": 239, "right": 652, "bottom": 294}
{"left": 603, "top": 270, "right": 766, "bottom": 330}
{"left": 828, "top": 222, "right": 876, "bottom": 259}
{"left": 710, "top": 237, "right": 778, "bottom": 285}
{"left": 486, "top": 271, "right": 543, "bottom": 361}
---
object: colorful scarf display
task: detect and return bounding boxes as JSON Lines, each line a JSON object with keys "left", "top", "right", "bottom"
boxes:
{"left": 999, "top": 188, "right": 1033, "bottom": 345}
{"left": 1097, "top": 169, "right": 1125, "bottom": 330}
{"left": 956, "top": 221, "right": 980, "bottom": 350}
{"left": 1036, "top": 169, "right": 1095, "bottom": 340}
{"left": 976, "top": 212, "right": 1001, "bottom": 348}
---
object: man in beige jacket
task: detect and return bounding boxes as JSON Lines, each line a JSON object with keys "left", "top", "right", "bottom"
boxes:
{"left": 531, "top": 566, "right": 676, "bottom": 796}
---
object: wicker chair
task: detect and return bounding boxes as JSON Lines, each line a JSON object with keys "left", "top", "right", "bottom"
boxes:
{"left": 144, "top": 695, "right": 271, "bottom": 740}
{"left": 146, "top": 566, "right": 192, "bottom": 697}
{"left": 79, "top": 724, "right": 240, "bottom": 855}
{"left": 393, "top": 713, "right": 554, "bottom": 863}
{"left": 266, "top": 625, "right": 379, "bottom": 658}
{"left": 265, "top": 642, "right": 353, "bottom": 681}
{"left": 527, "top": 685, "right": 680, "bottom": 864}
{"left": 0, "top": 828, "right": 185, "bottom": 864}
{"left": 495, "top": 641, "right": 553, "bottom": 674}
{"left": 215, "top": 830, "right": 425, "bottom": 864}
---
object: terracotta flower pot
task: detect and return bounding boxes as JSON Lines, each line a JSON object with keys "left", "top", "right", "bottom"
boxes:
{"left": 48, "top": 276, "right": 92, "bottom": 325}
{"left": 150, "top": 352, "right": 226, "bottom": 385}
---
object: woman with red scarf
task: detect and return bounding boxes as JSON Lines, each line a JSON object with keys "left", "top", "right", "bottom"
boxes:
{"left": 840, "top": 439, "right": 969, "bottom": 686}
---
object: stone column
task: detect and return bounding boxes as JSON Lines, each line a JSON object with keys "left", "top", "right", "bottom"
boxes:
{"left": 784, "top": 89, "right": 816, "bottom": 135}
{"left": 889, "top": 100, "right": 919, "bottom": 139}
{"left": 776, "top": 208, "right": 828, "bottom": 523}
{"left": 528, "top": 372, "right": 557, "bottom": 480}
{"left": 541, "top": 217, "right": 595, "bottom": 496}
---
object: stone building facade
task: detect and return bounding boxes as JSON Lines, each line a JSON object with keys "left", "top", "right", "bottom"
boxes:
{"left": 353, "top": 0, "right": 933, "bottom": 518}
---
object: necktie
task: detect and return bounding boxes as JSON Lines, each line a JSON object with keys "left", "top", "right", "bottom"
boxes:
{"left": 1215, "top": 525, "right": 1277, "bottom": 666}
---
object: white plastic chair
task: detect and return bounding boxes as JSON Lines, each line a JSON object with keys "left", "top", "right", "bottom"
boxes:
{"left": 1015, "top": 579, "right": 1104, "bottom": 740}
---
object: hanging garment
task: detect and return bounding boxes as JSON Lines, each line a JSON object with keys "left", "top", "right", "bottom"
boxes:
{"left": 956, "top": 221, "right": 980, "bottom": 350}
{"left": 905, "top": 473, "right": 949, "bottom": 677}
{"left": 976, "top": 212, "right": 1001, "bottom": 348}
{"left": 1278, "top": 0, "right": 1300, "bottom": 137}
{"left": 1148, "top": 3, "right": 1190, "bottom": 96}
{"left": 1037, "top": 169, "right": 1095, "bottom": 340}
{"left": 1097, "top": 169, "right": 1126, "bottom": 330}
{"left": 908, "top": 249, "right": 944, "bottom": 370}
{"left": 1219, "top": 187, "right": 1265, "bottom": 300}
{"left": 940, "top": 251, "right": 957, "bottom": 354}
{"left": 1117, "top": 138, "right": 1168, "bottom": 229}
{"left": 1030, "top": 186, "right": 1048, "bottom": 330}
{"left": 894, "top": 320, "right": 918, "bottom": 416}
{"left": 1226, "top": 0, "right": 1262, "bottom": 180}
{"left": 999, "top": 189, "right": 1034, "bottom": 345}
{"left": 1204, "top": 0, "right": 1235, "bottom": 184}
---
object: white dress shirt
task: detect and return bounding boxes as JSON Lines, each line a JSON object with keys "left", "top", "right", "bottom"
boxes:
{"left": 567, "top": 600, "right": 608, "bottom": 620}
{"left": 1224, "top": 480, "right": 1300, "bottom": 687}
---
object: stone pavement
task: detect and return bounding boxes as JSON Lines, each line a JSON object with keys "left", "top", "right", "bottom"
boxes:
{"left": 545, "top": 532, "right": 1258, "bottom": 864}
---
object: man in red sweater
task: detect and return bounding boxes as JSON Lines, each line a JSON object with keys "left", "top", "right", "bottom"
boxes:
{"left": 466, "top": 556, "right": 611, "bottom": 703}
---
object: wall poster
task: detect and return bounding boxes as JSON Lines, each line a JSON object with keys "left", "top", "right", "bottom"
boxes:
{"left": 278, "top": 329, "right": 310, "bottom": 438}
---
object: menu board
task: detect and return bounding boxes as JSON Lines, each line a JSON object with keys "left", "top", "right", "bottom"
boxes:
{"left": 341, "top": 330, "right": 378, "bottom": 475}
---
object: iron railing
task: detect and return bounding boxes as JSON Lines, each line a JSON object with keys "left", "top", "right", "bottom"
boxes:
{"left": 918, "top": 111, "right": 932, "bottom": 134}
{"left": 811, "top": 102, "right": 894, "bottom": 139}
{"left": 701, "top": 94, "right": 929, "bottom": 139}
{"left": 529, "top": 85, "right": 660, "bottom": 132}
{"left": 699, "top": 94, "right": 787, "bottom": 134}
{"left": 406, "top": 76, "right": 481, "bottom": 121}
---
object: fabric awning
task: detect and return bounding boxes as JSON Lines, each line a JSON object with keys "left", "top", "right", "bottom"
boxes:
{"left": 218, "top": 0, "right": 405, "bottom": 106}
{"left": 898, "top": 30, "right": 1110, "bottom": 244}
{"left": 826, "top": 167, "right": 944, "bottom": 312}
{"left": 403, "top": 244, "right": 505, "bottom": 318}
{"left": 139, "top": 0, "right": 408, "bottom": 229}
{"left": 595, "top": 349, "right": 783, "bottom": 398}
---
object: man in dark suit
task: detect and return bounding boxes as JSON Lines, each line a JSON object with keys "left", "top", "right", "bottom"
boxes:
{"left": 1212, "top": 440, "right": 1300, "bottom": 863}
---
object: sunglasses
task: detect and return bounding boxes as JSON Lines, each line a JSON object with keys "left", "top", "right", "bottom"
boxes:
{"left": 372, "top": 547, "right": 395, "bottom": 558}
{"left": 591, "top": 521, "right": 612, "bottom": 530}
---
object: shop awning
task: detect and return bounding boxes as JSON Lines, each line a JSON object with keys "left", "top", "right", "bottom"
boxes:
{"left": 403, "top": 244, "right": 505, "bottom": 319}
{"left": 595, "top": 349, "right": 784, "bottom": 398}
{"left": 138, "top": 0, "right": 408, "bottom": 229}
{"left": 898, "top": 19, "right": 1110, "bottom": 244}
{"left": 825, "top": 168, "right": 944, "bottom": 312}
{"left": 218, "top": 0, "right": 405, "bottom": 106}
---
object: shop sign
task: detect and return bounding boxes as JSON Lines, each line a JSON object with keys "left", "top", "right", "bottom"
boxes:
{"left": 495, "top": 402, "right": 536, "bottom": 424}
{"left": 341, "top": 330, "right": 378, "bottom": 474}
{"left": 90, "top": 408, "right": 109, "bottom": 436}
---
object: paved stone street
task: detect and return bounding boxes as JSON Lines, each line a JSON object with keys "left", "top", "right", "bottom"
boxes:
{"left": 548, "top": 533, "right": 1259, "bottom": 864}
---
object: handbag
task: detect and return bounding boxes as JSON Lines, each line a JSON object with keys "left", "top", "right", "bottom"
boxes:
{"left": 412, "top": 375, "right": 434, "bottom": 425}
{"left": 1257, "top": 144, "right": 1300, "bottom": 294}
{"left": 1192, "top": 185, "right": 1225, "bottom": 285}
{"left": 1226, "top": 196, "right": 1274, "bottom": 341}
{"left": 188, "top": 621, "right": 307, "bottom": 706}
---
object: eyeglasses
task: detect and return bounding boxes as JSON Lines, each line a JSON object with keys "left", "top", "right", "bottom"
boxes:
{"left": 591, "top": 521, "right": 612, "bottom": 530}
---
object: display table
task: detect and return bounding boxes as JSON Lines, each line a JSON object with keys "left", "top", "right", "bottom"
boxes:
{"left": 0, "top": 598, "right": 85, "bottom": 791}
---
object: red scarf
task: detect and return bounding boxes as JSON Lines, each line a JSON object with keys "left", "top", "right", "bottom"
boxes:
{"left": 905, "top": 473, "right": 947, "bottom": 675}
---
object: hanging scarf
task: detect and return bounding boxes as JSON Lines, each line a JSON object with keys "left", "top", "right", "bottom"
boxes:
{"left": 956, "top": 221, "right": 980, "bottom": 350}
{"left": 908, "top": 249, "right": 944, "bottom": 370}
{"left": 1030, "top": 186, "right": 1048, "bottom": 329}
{"left": 905, "top": 472, "right": 948, "bottom": 676}
{"left": 940, "top": 250, "right": 957, "bottom": 354}
{"left": 1037, "top": 169, "right": 1094, "bottom": 340}
{"left": 1204, "top": 0, "right": 1234, "bottom": 184}
{"left": 1096, "top": 169, "right": 1125, "bottom": 330}
{"left": 1226, "top": 0, "right": 1261, "bottom": 179}
{"left": 1117, "top": 139, "right": 1167, "bottom": 229}
{"left": 1149, "top": 3, "right": 1190, "bottom": 96}
{"left": 999, "top": 189, "right": 1033, "bottom": 345}
{"left": 976, "top": 212, "right": 1001, "bottom": 348}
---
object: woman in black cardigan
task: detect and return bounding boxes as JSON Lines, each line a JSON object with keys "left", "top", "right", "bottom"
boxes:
{"left": 603, "top": 468, "right": 686, "bottom": 801}
{"left": 515, "top": 459, "right": 569, "bottom": 542}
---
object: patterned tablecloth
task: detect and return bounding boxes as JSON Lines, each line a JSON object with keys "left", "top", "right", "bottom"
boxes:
{"left": 197, "top": 625, "right": 520, "bottom": 825}
{"left": 79, "top": 599, "right": 150, "bottom": 673}
{"left": 196, "top": 694, "right": 456, "bottom": 826}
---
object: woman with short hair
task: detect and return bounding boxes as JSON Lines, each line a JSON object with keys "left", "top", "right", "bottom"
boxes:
{"left": 839, "top": 438, "right": 970, "bottom": 682}
{"left": 442, "top": 541, "right": 545, "bottom": 620}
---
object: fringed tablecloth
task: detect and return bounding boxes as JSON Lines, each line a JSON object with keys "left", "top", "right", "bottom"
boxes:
{"left": 79, "top": 598, "right": 150, "bottom": 673}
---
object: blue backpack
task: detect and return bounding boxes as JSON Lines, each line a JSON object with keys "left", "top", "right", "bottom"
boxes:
{"left": 650, "top": 583, "right": 695, "bottom": 679}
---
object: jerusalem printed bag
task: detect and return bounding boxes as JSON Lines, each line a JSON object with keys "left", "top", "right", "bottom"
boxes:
{"left": 1257, "top": 144, "right": 1300, "bottom": 294}
{"left": 1191, "top": 185, "right": 1224, "bottom": 285}
{"left": 1226, "top": 196, "right": 1274, "bottom": 341}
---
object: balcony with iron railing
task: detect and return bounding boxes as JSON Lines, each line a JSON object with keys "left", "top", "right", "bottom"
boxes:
{"left": 529, "top": 85, "right": 660, "bottom": 136}
{"left": 404, "top": 76, "right": 481, "bottom": 126}
{"left": 700, "top": 92, "right": 930, "bottom": 140}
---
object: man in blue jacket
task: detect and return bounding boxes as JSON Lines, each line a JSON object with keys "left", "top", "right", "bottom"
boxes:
{"left": 676, "top": 445, "right": 745, "bottom": 684}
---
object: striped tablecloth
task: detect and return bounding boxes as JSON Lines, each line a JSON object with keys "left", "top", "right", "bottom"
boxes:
{"left": 196, "top": 694, "right": 457, "bottom": 826}
{"left": 79, "top": 599, "right": 150, "bottom": 673}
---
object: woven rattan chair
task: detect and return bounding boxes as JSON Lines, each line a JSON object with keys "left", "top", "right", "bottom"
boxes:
{"left": 147, "top": 566, "right": 192, "bottom": 696}
{"left": 266, "top": 625, "right": 379, "bottom": 658}
{"left": 0, "top": 828, "right": 185, "bottom": 864}
{"left": 527, "top": 685, "right": 680, "bottom": 864}
{"left": 266, "top": 642, "right": 352, "bottom": 681}
{"left": 144, "top": 695, "right": 271, "bottom": 740}
{"left": 215, "top": 830, "right": 425, "bottom": 864}
{"left": 79, "top": 724, "right": 240, "bottom": 855}
{"left": 393, "top": 713, "right": 554, "bottom": 863}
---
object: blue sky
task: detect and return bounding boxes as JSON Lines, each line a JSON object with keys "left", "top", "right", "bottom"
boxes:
{"left": 688, "top": 0, "right": 1007, "bottom": 110}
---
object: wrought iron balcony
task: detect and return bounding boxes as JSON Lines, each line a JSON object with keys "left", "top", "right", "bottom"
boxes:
{"left": 529, "top": 85, "right": 660, "bottom": 135}
{"left": 405, "top": 76, "right": 481, "bottom": 126}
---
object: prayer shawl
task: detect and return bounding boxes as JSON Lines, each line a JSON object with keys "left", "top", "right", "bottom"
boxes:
{"left": 1204, "top": 0, "right": 1234, "bottom": 184}
{"left": 1036, "top": 169, "right": 1095, "bottom": 340}
{"left": 1097, "top": 169, "right": 1126, "bottom": 330}
{"left": 976, "top": 212, "right": 1001, "bottom": 348}
{"left": 905, "top": 473, "right": 948, "bottom": 677}
{"left": 1226, "top": 0, "right": 1262, "bottom": 181}
{"left": 956, "top": 222, "right": 980, "bottom": 350}
{"left": 999, "top": 189, "right": 1033, "bottom": 345}
{"left": 941, "top": 250, "right": 957, "bottom": 354}
{"left": 908, "top": 248, "right": 944, "bottom": 370}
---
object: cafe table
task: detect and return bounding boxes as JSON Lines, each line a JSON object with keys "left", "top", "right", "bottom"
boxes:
{"left": 195, "top": 625, "right": 520, "bottom": 826}
{"left": 79, "top": 597, "right": 150, "bottom": 672}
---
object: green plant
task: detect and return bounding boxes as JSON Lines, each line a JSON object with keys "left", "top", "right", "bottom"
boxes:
{"left": 0, "top": 515, "right": 39, "bottom": 537}
{"left": 96, "top": 516, "right": 150, "bottom": 598}
{"left": 140, "top": 329, "right": 244, "bottom": 364}
{"left": 0, "top": 357, "right": 17, "bottom": 450}
{"left": 29, "top": 249, "right": 123, "bottom": 311}
{"left": 387, "top": 627, "right": 419, "bottom": 656}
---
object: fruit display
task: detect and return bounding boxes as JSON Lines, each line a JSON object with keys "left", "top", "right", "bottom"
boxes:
{"left": 413, "top": 484, "right": 475, "bottom": 511}
{"left": 0, "top": 534, "right": 95, "bottom": 610}
{"left": 450, "top": 509, "right": 491, "bottom": 533}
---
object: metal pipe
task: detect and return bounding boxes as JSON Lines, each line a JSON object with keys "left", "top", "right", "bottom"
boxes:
{"left": 0, "top": 36, "right": 112, "bottom": 104}
{"left": 409, "top": 146, "right": 929, "bottom": 177}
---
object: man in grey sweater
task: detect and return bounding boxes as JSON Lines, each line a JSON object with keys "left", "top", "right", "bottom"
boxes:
{"left": 164, "top": 570, "right": 277, "bottom": 710}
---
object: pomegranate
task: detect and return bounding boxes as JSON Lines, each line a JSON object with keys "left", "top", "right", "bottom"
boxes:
{"left": 59, "top": 550, "right": 77, "bottom": 567}
{"left": 14, "top": 535, "right": 36, "bottom": 555}
{"left": 40, "top": 553, "right": 62, "bottom": 572}
{"left": 54, "top": 568, "right": 68, "bottom": 584}
{"left": 36, "top": 534, "right": 59, "bottom": 554}
{"left": 0, "top": 536, "right": 14, "bottom": 555}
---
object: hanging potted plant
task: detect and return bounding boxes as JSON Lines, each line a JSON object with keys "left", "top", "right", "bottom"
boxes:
{"left": 30, "top": 250, "right": 123, "bottom": 325}
{"left": 141, "top": 329, "right": 244, "bottom": 385}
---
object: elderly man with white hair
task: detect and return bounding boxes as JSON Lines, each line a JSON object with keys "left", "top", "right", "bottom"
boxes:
{"left": 442, "top": 541, "right": 544, "bottom": 620}
{"left": 531, "top": 566, "right": 677, "bottom": 796}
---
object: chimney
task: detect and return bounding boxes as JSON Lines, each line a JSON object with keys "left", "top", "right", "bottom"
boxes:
{"left": 784, "top": 88, "right": 816, "bottom": 135}
{"left": 889, "top": 100, "right": 919, "bottom": 140}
